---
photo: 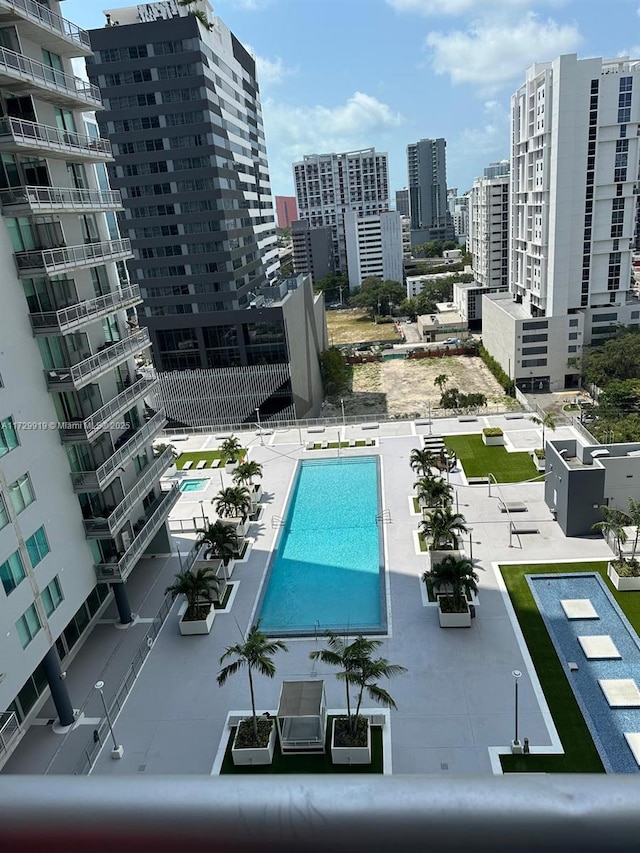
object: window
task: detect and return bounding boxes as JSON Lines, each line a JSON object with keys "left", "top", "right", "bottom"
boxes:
{"left": 0, "top": 415, "right": 18, "bottom": 457}
{"left": 1, "top": 550, "right": 26, "bottom": 595}
{"left": 522, "top": 346, "right": 548, "bottom": 356}
{"left": 522, "top": 320, "right": 548, "bottom": 331}
{"left": 15, "top": 604, "right": 41, "bottom": 649}
{"left": 569, "top": 332, "right": 578, "bottom": 340}
{"left": 9, "top": 473, "right": 34, "bottom": 514}
{"left": 522, "top": 333, "right": 548, "bottom": 343}
{"left": 620, "top": 76, "right": 633, "bottom": 93}
{"left": 41, "top": 576, "right": 63, "bottom": 617}
{"left": 0, "top": 494, "right": 8, "bottom": 530}
{"left": 618, "top": 108, "right": 631, "bottom": 124}
{"left": 25, "top": 526, "right": 49, "bottom": 568}
{"left": 592, "top": 312, "right": 618, "bottom": 323}
{"left": 521, "top": 358, "right": 547, "bottom": 367}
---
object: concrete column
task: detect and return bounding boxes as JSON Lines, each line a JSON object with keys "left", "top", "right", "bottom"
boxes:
{"left": 42, "top": 646, "right": 74, "bottom": 727}
{"left": 112, "top": 583, "right": 132, "bottom": 624}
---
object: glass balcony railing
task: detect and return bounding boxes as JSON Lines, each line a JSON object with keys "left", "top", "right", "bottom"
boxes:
{"left": 15, "top": 238, "right": 132, "bottom": 276}
{"left": 44, "top": 328, "right": 151, "bottom": 391}
{"left": 59, "top": 376, "right": 158, "bottom": 443}
{"left": 29, "top": 284, "right": 141, "bottom": 335}
{"left": 0, "top": 117, "right": 112, "bottom": 161}
{"left": 0, "top": 45, "right": 101, "bottom": 109}
{"left": 1, "top": 185, "right": 122, "bottom": 214}
{"left": 0, "top": 0, "right": 91, "bottom": 55}
{"left": 94, "top": 485, "right": 180, "bottom": 583}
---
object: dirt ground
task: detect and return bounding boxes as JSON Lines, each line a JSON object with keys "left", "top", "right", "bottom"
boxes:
{"left": 326, "top": 309, "right": 399, "bottom": 345}
{"left": 321, "top": 356, "right": 517, "bottom": 418}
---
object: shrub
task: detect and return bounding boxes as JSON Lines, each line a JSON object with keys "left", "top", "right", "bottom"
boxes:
{"left": 478, "top": 343, "right": 515, "bottom": 396}
{"left": 611, "top": 558, "right": 640, "bottom": 577}
{"left": 534, "top": 448, "right": 545, "bottom": 460}
{"left": 483, "top": 427, "right": 503, "bottom": 437}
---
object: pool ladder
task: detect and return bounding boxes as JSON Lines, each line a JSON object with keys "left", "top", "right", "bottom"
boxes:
{"left": 271, "top": 515, "right": 285, "bottom": 528}
{"left": 376, "top": 510, "right": 392, "bottom": 524}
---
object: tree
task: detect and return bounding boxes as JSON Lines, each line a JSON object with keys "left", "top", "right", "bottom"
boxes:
{"left": 410, "top": 447, "right": 437, "bottom": 478}
{"left": 309, "top": 633, "right": 406, "bottom": 739}
{"left": 434, "top": 374, "right": 449, "bottom": 394}
{"left": 415, "top": 476, "right": 452, "bottom": 509}
{"left": 314, "top": 271, "right": 349, "bottom": 302}
{"left": 350, "top": 276, "right": 405, "bottom": 318}
{"left": 165, "top": 567, "right": 221, "bottom": 620}
{"left": 214, "top": 486, "right": 252, "bottom": 520}
{"left": 220, "top": 435, "right": 243, "bottom": 465}
{"left": 320, "top": 349, "right": 349, "bottom": 396}
{"left": 625, "top": 497, "right": 640, "bottom": 560}
{"left": 232, "top": 460, "right": 263, "bottom": 486}
{"left": 592, "top": 506, "right": 628, "bottom": 560}
{"left": 530, "top": 412, "right": 557, "bottom": 447}
{"left": 196, "top": 520, "right": 238, "bottom": 577}
{"left": 217, "top": 621, "right": 288, "bottom": 743}
{"left": 422, "top": 555, "right": 479, "bottom": 613}
{"left": 421, "top": 506, "right": 468, "bottom": 550}
{"left": 598, "top": 379, "right": 640, "bottom": 417}
{"left": 582, "top": 327, "right": 640, "bottom": 388}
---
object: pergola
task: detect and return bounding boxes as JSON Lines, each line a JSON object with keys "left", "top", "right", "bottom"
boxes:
{"left": 276, "top": 680, "right": 327, "bottom": 753}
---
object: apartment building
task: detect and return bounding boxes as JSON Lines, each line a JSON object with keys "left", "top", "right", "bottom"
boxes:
{"left": 291, "top": 219, "right": 333, "bottom": 286}
{"left": 407, "top": 137, "right": 455, "bottom": 245}
{"left": 344, "top": 210, "right": 403, "bottom": 289}
{"left": 483, "top": 54, "right": 640, "bottom": 392}
{"left": 275, "top": 195, "right": 298, "bottom": 229}
{"left": 0, "top": 0, "right": 174, "bottom": 764}
{"left": 293, "top": 147, "right": 390, "bottom": 276}
{"left": 395, "top": 188, "right": 409, "bottom": 217}
{"left": 467, "top": 160, "right": 510, "bottom": 289}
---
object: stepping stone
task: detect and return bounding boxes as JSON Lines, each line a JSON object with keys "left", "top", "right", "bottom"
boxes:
{"left": 599, "top": 679, "right": 640, "bottom": 707}
{"left": 560, "top": 599, "right": 598, "bottom": 620}
{"left": 578, "top": 635, "right": 621, "bottom": 659}
{"left": 624, "top": 733, "right": 640, "bottom": 766}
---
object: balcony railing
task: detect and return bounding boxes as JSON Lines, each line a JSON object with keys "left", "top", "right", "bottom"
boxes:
{"left": 29, "top": 284, "right": 141, "bottom": 335}
{"left": 94, "top": 485, "right": 180, "bottom": 582}
{"left": 0, "top": 45, "right": 101, "bottom": 109}
{"left": 59, "top": 377, "right": 157, "bottom": 442}
{"left": 1, "top": 185, "right": 122, "bottom": 214}
{"left": 44, "top": 328, "right": 151, "bottom": 391}
{"left": 0, "top": 117, "right": 112, "bottom": 161}
{"left": 0, "top": 0, "right": 91, "bottom": 55}
{"left": 0, "top": 711, "right": 20, "bottom": 757}
{"left": 83, "top": 448, "right": 175, "bottom": 537}
{"left": 70, "top": 409, "right": 167, "bottom": 492}
{"left": 15, "top": 238, "right": 132, "bottom": 276}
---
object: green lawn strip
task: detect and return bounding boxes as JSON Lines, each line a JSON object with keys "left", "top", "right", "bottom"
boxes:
{"left": 214, "top": 583, "right": 233, "bottom": 610}
{"left": 412, "top": 497, "right": 420, "bottom": 514}
{"left": 499, "top": 561, "right": 617, "bottom": 773}
{"left": 417, "top": 532, "right": 428, "bottom": 552}
{"left": 176, "top": 450, "right": 223, "bottom": 470}
{"left": 220, "top": 716, "right": 383, "bottom": 774}
{"left": 444, "top": 434, "right": 537, "bottom": 483}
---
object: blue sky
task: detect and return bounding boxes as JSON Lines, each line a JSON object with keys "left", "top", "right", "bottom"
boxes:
{"left": 66, "top": 0, "right": 640, "bottom": 200}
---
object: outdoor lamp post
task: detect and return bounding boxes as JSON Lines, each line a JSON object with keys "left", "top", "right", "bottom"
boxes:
{"left": 467, "top": 527, "right": 474, "bottom": 560}
{"left": 511, "top": 669, "right": 523, "bottom": 753}
{"left": 340, "top": 398, "right": 346, "bottom": 428}
{"left": 199, "top": 500, "right": 207, "bottom": 525}
{"left": 256, "top": 407, "right": 263, "bottom": 445}
{"left": 94, "top": 680, "right": 123, "bottom": 759}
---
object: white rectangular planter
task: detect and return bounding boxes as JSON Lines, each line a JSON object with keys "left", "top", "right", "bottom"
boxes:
{"left": 225, "top": 461, "right": 239, "bottom": 474}
{"left": 482, "top": 434, "right": 504, "bottom": 446}
{"left": 607, "top": 562, "right": 640, "bottom": 591}
{"left": 178, "top": 604, "right": 215, "bottom": 635}
{"left": 222, "top": 517, "right": 249, "bottom": 538}
{"left": 251, "top": 483, "right": 262, "bottom": 503}
{"left": 437, "top": 598, "right": 472, "bottom": 628}
{"left": 330, "top": 718, "right": 371, "bottom": 765}
{"left": 231, "top": 719, "right": 276, "bottom": 766}
{"left": 532, "top": 455, "right": 545, "bottom": 472}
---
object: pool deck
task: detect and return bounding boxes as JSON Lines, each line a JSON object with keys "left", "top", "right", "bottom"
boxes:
{"left": 3, "top": 413, "right": 615, "bottom": 777}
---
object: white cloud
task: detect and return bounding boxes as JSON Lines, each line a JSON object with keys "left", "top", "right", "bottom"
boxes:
{"left": 245, "top": 47, "right": 296, "bottom": 86}
{"left": 426, "top": 13, "right": 581, "bottom": 91}
{"left": 387, "top": 0, "right": 562, "bottom": 16}
{"left": 450, "top": 100, "right": 510, "bottom": 178}
{"left": 619, "top": 45, "right": 640, "bottom": 60}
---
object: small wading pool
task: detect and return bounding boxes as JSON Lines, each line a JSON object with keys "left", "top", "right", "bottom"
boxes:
{"left": 179, "top": 478, "right": 208, "bottom": 493}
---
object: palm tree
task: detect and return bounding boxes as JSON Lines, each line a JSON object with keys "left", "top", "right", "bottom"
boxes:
{"left": 232, "top": 460, "right": 263, "bottom": 486}
{"left": 592, "top": 505, "right": 628, "bottom": 560}
{"left": 165, "top": 567, "right": 221, "bottom": 620}
{"left": 196, "top": 520, "right": 238, "bottom": 578}
{"left": 214, "top": 485, "right": 252, "bottom": 520}
{"left": 530, "top": 411, "right": 557, "bottom": 448}
{"left": 410, "top": 447, "right": 436, "bottom": 478}
{"left": 220, "top": 435, "right": 243, "bottom": 466}
{"left": 434, "top": 373, "right": 449, "bottom": 393}
{"left": 423, "top": 554, "right": 479, "bottom": 613}
{"left": 309, "top": 633, "right": 406, "bottom": 738}
{"left": 217, "top": 621, "right": 288, "bottom": 742}
{"left": 421, "top": 506, "right": 468, "bottom": 551}
{"left": 415, "top": 476, "right": 452, "bottom": 509}
{"left": 625, "top": 498, "right": 640, "bottom": 560}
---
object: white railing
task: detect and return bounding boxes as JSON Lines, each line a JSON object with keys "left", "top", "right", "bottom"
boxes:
{"left": 0, "top": 711, "right": 20, "bottom": 755}
{"left": 15, "top": 238, "right": 132, "bottom": 274}
{"left": 0, "top": 0, "right": 90, "bottom": 51}
{"left": 45, "top": 328, "right": 150, "bottom": 389}
{"left": 0, "top": 185, "right": 122, "bottom": 210}
{"left": 29, "top": 284, "right": 141, "bottom": 333}
{"left": 0, "top": 45, "right": 101, "bottom": 106}
{"left": 60, "top": 377, "right": 157, "bottom": 441}
{"left": 0, "top": 116, "right": 112, "bottom": 158}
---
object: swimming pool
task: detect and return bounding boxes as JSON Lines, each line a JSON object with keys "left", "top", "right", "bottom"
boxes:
{"left": 179, "top": 478, "right": 208, "bottom": 493}
{"left": 529, "top": 572, "right": 640, "bottom": 773}
{"left": 258, "top": 457, "right": 385, "bottom": 636}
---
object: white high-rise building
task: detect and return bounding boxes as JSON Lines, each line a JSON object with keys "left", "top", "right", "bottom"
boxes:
{"left": 344, "top": 211, "right": 403, "bottom": 288}
{"left": 483, "top": 54, "right": 640, "bottom": 393}
{"left": 293, "top": 148, "right": 390, "bottom": 275}
{"left": 0, "top": 1, "right": 175, "bottom": 765}
{"left": 467, "top": 161, "right": 510, "bottom": 289}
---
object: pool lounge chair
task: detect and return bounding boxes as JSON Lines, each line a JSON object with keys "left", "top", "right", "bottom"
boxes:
{"left": 196, "top": 460, "right": 207, "bottom": 470}
{"left": 182, "top": 460, "right": 193, "bottom": 471}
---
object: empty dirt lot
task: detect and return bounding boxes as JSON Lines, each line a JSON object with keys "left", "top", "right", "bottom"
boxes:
{"left": 326, "top": 309, "right": 399, "bottom": 345}
{"left": 321, "top": 356, "right": 518, "bottom": 419}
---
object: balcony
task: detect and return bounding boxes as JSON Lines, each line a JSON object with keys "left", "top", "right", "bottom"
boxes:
{"left": 59, "top": 377, "right": 158, "bottom": 442}
{"left": 70, "top": 409, "right": 167, "bottom": 492}
{"left": 0, "top": 117, "right": 112, "bottom": 162}
{"left": 29, "top": 284, "right": 141, "bottom": 335}
{"left": 83, "top": 447, "right": 175, "bottom": 537}
{"left": 1, "top": 185, "right": 122, "bottom": 215}
{"left": 0, "top": 0, "right": 91, "bottom": 57}
{"left": 94, "top": 484, "right": 180, "bottom": 583}
{"left": 44, "top": 328, "right": 151, "bottom": 392}
{"left": 0, "top": 45, "right": 101, "bottom": 110}
{"left": 15, "top": 238, "right": 132, "bottom": 276}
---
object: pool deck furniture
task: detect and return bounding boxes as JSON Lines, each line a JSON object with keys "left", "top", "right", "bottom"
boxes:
{"left": 499, "top": 501, "right": 528, "bottom": 513}
{"left": 320, "top": 441, "right": 329, "bottom": 450}
{"left": 560, "top": 599, "right": 599, "bottom": 620}
{"left": 458, "top": 416, "right": 477, "bottom": 422}
{"left": 182, "top": 460, "right": 193, "bottom": 471}
{"left": 624, "top": 733, "right": 640, "bottom": 766}
{"left": 362, "top": 422, "right": 379, "bottom": 430}
{"left": 504, "top": 413, "right": 525, "bottom": 419}
{"left": 510, "top": 522, "right": 540, "bottom": 535}
{"left": 308, "top": 426, "right": 325, "bottom": 434}
{"left": 578, "top": 635, "right": 621, "bottom": 660}
{"left": 599, "top": 679, "right": 640, "bottom": 708}
{"left": 467, "top": 476, "right": 491, "bottom": 485}
{"left": 196, "top": 460, "right": 207, "bottom": 470}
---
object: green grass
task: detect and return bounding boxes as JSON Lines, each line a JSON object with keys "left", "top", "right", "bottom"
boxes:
{"left": 176, "top": 450, "right": 222, "bottom": 470}
{"left": 214, "top": 583, "right": 233, "bottom": 610}
{"left": 444, "top": 434, "right": 538, "bottom": 483}
{"left": 220, "top": 717, "right": 384, "bottom": 774}
{"left": 498, "top": 560, "right": 631, "bottom": 773}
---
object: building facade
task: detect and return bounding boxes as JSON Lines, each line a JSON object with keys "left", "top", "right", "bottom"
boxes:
{"left": 291, "top": 219, "right": 333, "bottom": 286}
{"left": 293, "top": 148, "right": 390, "bottom": 275}
{"left": 467, "top": 161, "right": 510, "bottom": 289}
{"left": 275, "top": 195, "right": 298, "bottom": 229}
{"left": 344, "top": 210, "right": 402, "bottom": 289}
{"left": 483, "top": 54, "right": 640, "bottom": 392}
{"left": 395, "top": 188, "right": 409, "bottom": 217}
{"left": 407, "top": 137, "right": 454, "bottom": 245}
{"left": 0, "top": 0, "right": 174, "bottom": 766}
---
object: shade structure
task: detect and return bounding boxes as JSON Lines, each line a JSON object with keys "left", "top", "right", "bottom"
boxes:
{"left": 277, "top": 680, "right": 327, "bottom": 753}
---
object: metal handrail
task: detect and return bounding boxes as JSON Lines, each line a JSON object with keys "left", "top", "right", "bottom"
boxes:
{"left": 0, "top": 185, "right": 122, "bottom": 209}
{"left": 0, "top": 711, "right": 20, "bottom": 754}
{"left": 0, "top": 0, "right": 90, "bottom": 50}
{"left": 0, "top": 44, "right": 101, "bottom": 105}
{"left": 29, "top": 284, "right": 141, "bottom": 332}
{"left": 44, "top": 328, "right": 150, "bottom": 388}
{"left": 0, "top": 116, "right": 112, "bottom": 157}
{"left": 16, "top": 238, "right": 132, "bottom": 273}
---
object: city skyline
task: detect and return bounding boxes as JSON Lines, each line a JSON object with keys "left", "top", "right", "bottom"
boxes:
{"left": 65, "top": 0, "right": 640, "bottom": 200}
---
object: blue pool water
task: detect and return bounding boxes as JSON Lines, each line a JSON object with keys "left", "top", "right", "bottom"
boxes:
{"left": 529, "top": 572, "right": 640, "bottom": 773}
{"left": 258, "top": 457, "right": 384, "bottom": 635}
{"left": 179, "top": 478, "right": 208, "bottom": 493}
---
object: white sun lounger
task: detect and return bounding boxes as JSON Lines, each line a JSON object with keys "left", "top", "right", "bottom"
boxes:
{"left": 182, "top": 460, "right": 193, "bottom": 470}
{"left": 196, "top": 460, "right": 207, "bottom": 470}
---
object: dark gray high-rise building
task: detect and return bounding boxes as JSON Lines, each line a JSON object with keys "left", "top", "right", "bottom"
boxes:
{"left": 395, "top": 188, "right": 409, "bottom": 217}
{"left": 291, "top": 220, "right": 333, "bottom": 286}
{"left": 407, "top": 137, "right": 454, "bottom": 245}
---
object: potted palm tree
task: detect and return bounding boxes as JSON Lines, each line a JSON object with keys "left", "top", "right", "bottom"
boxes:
{"left": 165, "top": 567, "right": 221, "bottom": 635}
{"left": 310, "top": 633, "right": 406, "bottom": 765}
{"left": 232, "top": 460, "right": 263, "bottom": 505}
{"left": 420, "top": 505, "right": 468, "bottom": 563}
{"left": 410, "top": 447, "right": 437, "bottom": 478}
{"left": 214, "top": 485, "right": 252, "bottom": 541}
{"left": 530, "top": 411, "right": 557, "bottom": 449}
{"left": 595, "top": 503, "right": 640, "bottom": 590}
{"left": 423, "top": 554, "right": 479, "bottom": 628}
{"left": 196, "top": 520, "right": 238, "bottom": 580}
{"left": 217, "top": 621, "right": 288, "bottom": 766}
{"left": 415, "top": 476, "right": 452, "bottom": 513}
{"left": 220, "top": 435, "right": 244, "bottom": 473}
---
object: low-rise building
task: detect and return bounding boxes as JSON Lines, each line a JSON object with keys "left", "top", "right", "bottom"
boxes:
{"left": 417, "top": 306, "right": 467, "bottom": 342}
